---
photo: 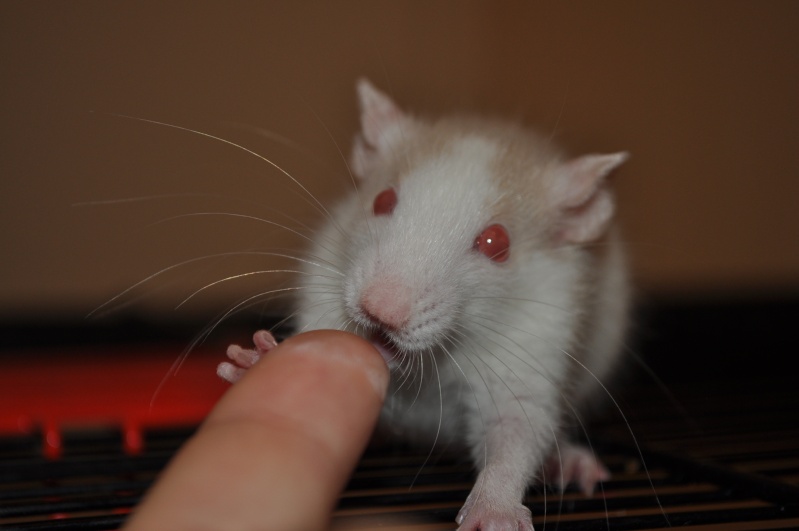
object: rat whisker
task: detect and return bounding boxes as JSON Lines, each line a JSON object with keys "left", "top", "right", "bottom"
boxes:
{"left": 88, "top": 250, "right": 341, "bottom": 318}
{"left": 145, "top": 211, "right": 316, "bottom": 245}
{"left": 175, "top": 269, "right": 339, "bottom": 309}
{"left": 149, "top": 285, "right": 307, "bottom": 407}
{"left": 72, "top": 192, "right": 230, "bottom": 207}
{"left": 407, "top": 348, "right": 444, "bottom": 490}
{"left": 220, "top": 121, "right": 312, "bottom": 154}
{"left": 104, "top": 113, "right": 339, "bottom": 229}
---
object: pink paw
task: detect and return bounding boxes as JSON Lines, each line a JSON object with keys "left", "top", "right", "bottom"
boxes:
{"left": 544, "top": 443, "right": 610, "bottom": 496}
{"left": 217, "top": 330, "right": 278, "bottom": 383}
{"left": 456, "top": 491, "right": 534, "bottom": 531}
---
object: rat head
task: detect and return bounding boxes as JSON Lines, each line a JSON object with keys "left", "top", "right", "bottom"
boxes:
{"left": 339, "top": 79, "right": 627, "bottom": 363}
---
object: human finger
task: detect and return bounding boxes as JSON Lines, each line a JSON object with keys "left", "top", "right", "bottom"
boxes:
{"left": 123, "top": 330, "right": 388, "bottom": 531}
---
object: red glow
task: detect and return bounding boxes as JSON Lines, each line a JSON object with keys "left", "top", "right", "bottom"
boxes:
{"left": 0, "top": 345, "right": 229, "bottom": 457}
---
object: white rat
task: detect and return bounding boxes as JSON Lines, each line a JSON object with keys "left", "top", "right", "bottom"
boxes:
{"left": 219, "top": 79, "right": 631, "bottom": 530}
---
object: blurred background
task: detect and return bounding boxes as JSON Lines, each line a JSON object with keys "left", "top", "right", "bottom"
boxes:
{"left": 2, "top": 1, "right": 798, "bottom": 323}
{"left": 2, "top": 5, "right": 799, "bottom": 528}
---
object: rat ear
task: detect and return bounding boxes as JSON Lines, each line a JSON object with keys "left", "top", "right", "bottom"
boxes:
{"left": 552, "top": 152, "right": 628, "bottom": 243}
{"left": 351, "top": 78, "right": 406, "bottom": 178}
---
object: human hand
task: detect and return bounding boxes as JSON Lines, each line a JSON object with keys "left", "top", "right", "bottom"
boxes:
{"left": 123, "top": 330, "right": 388, "bottom": 531}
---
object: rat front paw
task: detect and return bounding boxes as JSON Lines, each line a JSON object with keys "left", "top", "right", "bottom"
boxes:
{"left": 455, "top": 493, "right": 534, "bottom": 531}
{"left": 217, "top": 330, "right": 278, "bottom": 383}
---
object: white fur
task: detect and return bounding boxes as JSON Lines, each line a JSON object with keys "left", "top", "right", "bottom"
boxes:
{"left": 294, "top": 80, "right": 630, "bottom": 530}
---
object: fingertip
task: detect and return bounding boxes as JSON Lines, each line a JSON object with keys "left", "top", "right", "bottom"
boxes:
{"left": 278, "top": 330, "right": 389, "bottom": 400}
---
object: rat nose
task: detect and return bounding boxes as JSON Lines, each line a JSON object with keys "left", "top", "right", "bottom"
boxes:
{"left": 359, "top": 276, "right": 412, "bottom": 331}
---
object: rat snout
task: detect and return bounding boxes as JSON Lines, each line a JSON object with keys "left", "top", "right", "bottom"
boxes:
{"left": 359, "top": 276, "right": 412, "bottom": 332}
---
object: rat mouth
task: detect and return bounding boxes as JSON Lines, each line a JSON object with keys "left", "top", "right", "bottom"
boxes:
{"left": 369, "top": 330, "right": 401, "bottom": 367}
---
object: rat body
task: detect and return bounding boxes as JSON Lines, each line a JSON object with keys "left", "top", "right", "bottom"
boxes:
{"left": 222, "top": 80, "right": 630, "bottom": 530}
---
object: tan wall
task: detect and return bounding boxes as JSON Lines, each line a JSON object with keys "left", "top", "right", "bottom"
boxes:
{"left": 2, "top": 1, "right": 798, "bottom": 318}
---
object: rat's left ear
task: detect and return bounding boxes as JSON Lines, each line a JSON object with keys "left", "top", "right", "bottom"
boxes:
{"left": 351, "top": 78, "right": 407, "bottom": 179}
{"left": 552, "top": 152, "right": 628, "bottom": 243}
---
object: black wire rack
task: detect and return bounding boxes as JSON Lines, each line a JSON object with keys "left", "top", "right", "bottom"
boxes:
{"left": 2, "top": 403, "right": 798, "bottom": 530}
{"left": 1, "top": 300, "right": 798, "bottom": 530}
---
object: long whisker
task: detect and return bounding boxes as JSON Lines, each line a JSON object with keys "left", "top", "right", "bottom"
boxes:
{"left": 546, "top": 80, "right": 570, "bottom": 145}
{"left": 144, "top": 209, "right": 358, "bottom": 272}
{"left": 195, "top": 287, "right": 315, "bottom": 355}
{"left": 298, "top": 98, "right": 357, "bottom": 182}
{"left": 146, "top": 211, "right": 314, "bottom": 243}
{"left": 175, "top": 269, "right": 339, "bottom": 309}
{"left": 556, "top": 348, "right": 666, "bottom": 523}
{"left": 408, "top": 348, "right": 444, "bottom": 490}
{"left": 220, "top": 121, "right": 312, "bottom": 154}
{"left": 72, "top": 192, "right": 230, "bottom": 207}
{"left": 74, "top": 192, "right": 341, "bottom": 262}
{"left": 624, "top": 343, "right": 701, "bottom": 433}
{"left": 149, "top": 286, "right": 306, "bottom": 408}
{"left": 102, "top": 112, "right": 338, "bottom": 226}
{"left": 88, "top": 250, "right": 340, "bottom": 318}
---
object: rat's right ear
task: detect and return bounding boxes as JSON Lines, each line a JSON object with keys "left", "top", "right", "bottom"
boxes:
{"left": 351, "top": 78, "right": 406, "bottom": 179}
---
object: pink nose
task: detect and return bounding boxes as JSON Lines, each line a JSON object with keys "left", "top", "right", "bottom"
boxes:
{"left": 359, "top": 277, "right": 412, "bottom": 331}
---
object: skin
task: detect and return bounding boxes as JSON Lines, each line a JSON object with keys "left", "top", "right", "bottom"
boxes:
{"left": 123, "top": 330, "right": 389, "bottom": 531}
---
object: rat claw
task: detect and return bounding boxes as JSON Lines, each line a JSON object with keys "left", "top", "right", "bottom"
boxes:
{"left": 456, "top": 486, "right": 533, "bottom": 530}
{"left": 217, "top": 361, "right": 246, "bottom": 383}
{"left": 226, "top": 343, "right": 261, "bottom": 368}
{"left": 252, "top": 329, "right": 278, "bottom": 352}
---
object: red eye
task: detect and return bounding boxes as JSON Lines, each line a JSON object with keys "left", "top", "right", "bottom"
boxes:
{"left": 373, "top": 187, "right": 397, "bottom": 216}
{"left": 474, "top": 224, "right": 510, "bottom": 262}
